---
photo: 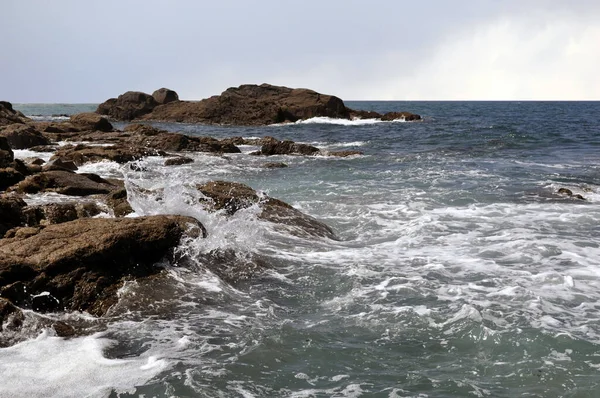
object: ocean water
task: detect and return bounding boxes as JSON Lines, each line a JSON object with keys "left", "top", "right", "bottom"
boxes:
{"left": 3, "top": 101, "right": 600, "bottom": 398}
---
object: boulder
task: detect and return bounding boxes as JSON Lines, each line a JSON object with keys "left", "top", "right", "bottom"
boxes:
{"left": 197, "top": 180, "right": 335, "bottom": 239}
{"left": 96, "top": 91, "right": 158, "bottom": 121}
{"left": 0, "top": 168, "right": 25, "bottom": 191}
{"left": 0, "top": 195, "right": 26, "bottom": 238}
{"left": 140, "top": 83, "right": 350, "bottom": 125}
{"left": 326, "top": 150, "right": 363, "bottom": 157}
{"left": 0, "top": 101, "right": 29, "bottom": 126}
{"left": 13, "top": 170, "right": 119, "bottom": 196}
{"left": 152, "top": 88, "right": 179, "bottom": 104}
{"left": 129, "top": 132, "right": 241, "bottom": 153}
{"left": 0, "top": 124, "right": 51, "bottom": 149}
{"left": 260, "top": 140, "right": 320, "bottom": 156}
{"left": 42, "top": 157, "right": 78, "bottom": 172}
{"left": 0, "top": 298, "right": 24, "bottom": 335}
{"left": 349, "top": 109, "right": 382, "bottom": 119}
{"left": 0, "top": 136, "right": 14, "bottom": 168}
{"left": 381, "top": 111, "right": 421, "bottom": 122}
{"left": 263, "top": 162, "right": 288, "bottom": 169}
{"left": 0, "top": 215, "right": 205, "bottom": 315}
{"left": 164, "top": 156, "right": 194, "bottom": 166}
{"left": 70, "top": 113, "right": 113, "bottom": 132}
{"left": 21, "top": 202, "right": 102, "bottom": 226}
{"left": 105, "top": 188, "right": 133, "bottom": 217}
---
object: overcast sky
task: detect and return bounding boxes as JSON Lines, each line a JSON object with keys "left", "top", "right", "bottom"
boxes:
{"left": 2, "top": 0, "right": 599, "bottom": 102}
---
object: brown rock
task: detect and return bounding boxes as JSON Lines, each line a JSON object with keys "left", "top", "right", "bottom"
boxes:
{"left": 105, "top": 188, "right": 133, "bottom": 217}
{"left": 349, "top": 109, "right": 382, "bottom": 119}
{"left": 263, "top": 162, "right": 288, "bottom": 168}
{"left": 96, "top": 91, "right": 158, "bottom": 121}
{"left": 22, "top": 202, "right": 102, "bottom": 226}
{"left": 0, "top": 298, "right": 24, "bottom": 334}
{"left": 0, "top": 101, "right": 29, "bottom": 126}
{"left": 326, "top": 150, "right": 364, "bottom": 157}
{"left": 13, "top": 170, "right": 118, "bottom": 196}
{"left": 0, "top": 215, "right": 205, "bottom": 315}
{"left": 140, "top": 83, "right": 350, "bottom": 125}
{"left": 197, "top": 180, "right": 335, "bottom": 239}
{"left": 381, "top": 111, "right": 422, "bottom": 121}
{"left": 164, "top": 156, "right": 194, "bottom": 166}
{"left": 0, "top": 136, "right": 14, "bottom": 168}
{"left": 0, "top": 168, "right": 25, "bottom": 191}
{"left": 0, "top": 195, "right": 26, "bottom": 238}
{"left": 0, "top": 124, "right": 51, "bottom": 149}
{"left": 152, "top": 88, "right": 179, "bottom": 105}
{"left": 42, "top": 157, "right": 78, "bottom": 172}
{"left": 70, "top": 113, "right": 113, "bottom": 132}
{"left": 51, "top": 144, "right": 166, "bottom": 166}
{"left": 260, "top": 140, "right": 320, "bottom": 156}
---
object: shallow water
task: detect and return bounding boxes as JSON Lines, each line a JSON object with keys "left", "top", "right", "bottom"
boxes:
{"left": 3, "top": 101, "right": 600, "bottom": 397}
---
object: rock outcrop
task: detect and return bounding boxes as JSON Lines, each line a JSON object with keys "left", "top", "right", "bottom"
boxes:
{"left": 0, "top": 102, "right": 29, "bottom": 126}
{"left": 0, "top": 215, "right": 204, "bottom": 315}
{"left": 197, "top": 180, "right": 335, "bottom": 239}
{"left": 13, "top": 170, "right": 119, "bottom": 196}
{"left": 96, "top": 91, "right": 159, "bottom": 121}
{"left": 69, "top": 112, "right": 113, "bottom": 132}
{"left": 152, "top": 88, "right": 179, "bottom": 105}
{"left": 260, "top": 140, "right": 320, "bottom": 156}
{"left": 0, "top": 196, "right": 27, "bottom": 238}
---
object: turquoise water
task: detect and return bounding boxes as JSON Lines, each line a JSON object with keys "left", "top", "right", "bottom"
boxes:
{"left": 4, "top": 102, "right": 600, "bottom": 397}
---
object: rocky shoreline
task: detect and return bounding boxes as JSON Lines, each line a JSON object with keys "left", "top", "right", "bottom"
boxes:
{"left": 0, "top": 84, "right": 421, "bottom": 346}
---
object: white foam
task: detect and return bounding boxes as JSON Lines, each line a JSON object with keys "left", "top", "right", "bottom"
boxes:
{"left": 294, "top": 116, "right": 384, "bottom": 126}
{"left": 0, "top": 331, "right": 168, "bottom": 398}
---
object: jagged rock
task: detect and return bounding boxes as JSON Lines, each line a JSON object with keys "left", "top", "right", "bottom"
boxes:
{"left": 152, "top": 88, "right": 179, "bottom": 105}
{"left": 42, "top": 157, "right": 78, "bottom": 172}
{"left": 0, "top": 168, "right": 25, "bottom": 191}
{"left": 0, "top": 215, "right": 205, "bottom": 315}
{"left": 51, "top": 144, "right": 166, "bottom": 166}
{"left": 263, "top": 162, "right": 288, "bottom": 169}
{"left": 197, "top": 180, "right": 335, "bottom": 239}
{"left": 0, "top": 124, "right": 51, "bottom": 149}
{"left": 25, "top": 157, "right": 46, "bottom": 166}
{"left": 326, "top": 150, "right": 363, "bottom": 157}
{"left": 0, "top": 136, "right": 14, "bottom": 168}
{"left": 70, "top": 113, "right": 113, "bottom": 132}
{"left": 13, "top": 170, "right": 119, "bottom": 196}
{"left": 0, "top": 298, "right": 24, "bottom": 336}
{"left": 22, "top": 202, "right": 102, "bottom": 226}
{"left": 139, "top": 83, "right": 350, "bottom": 125}
{"left": 381, "top": 111, "right": 422, "bottom": 121}
{"left": 0, "top": 195, "right": 26, "bottom": 238}
{"left": 96, "top": 91, "right": 158, "bottom": 121}
{"left": 164, "top": 156, "right": 194, "bottom": 166}
{"left": 260, "top": 140, "right": 320, "bottom": 156}
{"left": 0, "top": 101, "right": 29, "bottom": 126}
{"left": 105, "top": 188, "right": 133, "bottom": 217}
{"left": 27, "top": 145, "right": 59, "bottom": 152}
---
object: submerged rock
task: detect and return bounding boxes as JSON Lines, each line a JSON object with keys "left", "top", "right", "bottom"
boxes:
{"left": 0, "top": 215, "right": 204, "bottom": 316}
{"left": 164, "top": 156, "right": 194, "bottom": 166}
{"left": 197, "top": 180, "right": 335, "bottom": 239}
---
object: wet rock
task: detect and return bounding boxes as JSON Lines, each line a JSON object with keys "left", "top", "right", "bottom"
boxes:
{"left": 140, "top": 83, "right": 350, "bottom": 125}
{"left": 164, "top": 156, "right": 194, "bottom": 166}
{"left": 129, "top": 132, "right": 241, "bottom": 153}
{"left": 70, "top": 112, "right": 113, "bottom": 132}
{"left": 33, "top": 121, "right": 82, "bottom": 134}
{"left": 13, "top": 170, "right": 119, "bottom": 196}
{"left": 0, "top": 215, "right": 204, "bottom": 316}
{"left": 0, "top": 124, "right": 51, "bottom": 149}
{"left": 105, "top": 188, "right": 133, "bottom": 217}
{"left": 42, "top": 157, "right": 78, "bottom": 172}
{"left": 51, "top": 144, "right": 166, "bottom": 166}
{"left": 381, "top": 111, "right": 421, "bottom": 121}
{"left": 96, "top": 91, "right": 158, "bottom": 121}
{"left": 326, "top": 150, "right": 363, "bottom": 157}
{"left": 0, "top": 195, "right": 26, "bottom": 238}
{"left": 0, "top": 298, "right": 24, "bottom": 335}
{"left": 0, "top": 136, "right": 14, "bottom": 168}
{"left": 260, "top": 140, "right": 320, "bottom": 156}
{"left": 197, "top": 180, "right": 335, "bottom": 239}
{"left": 0, "top": 101, "right": 29, "bottom": 126}
{"left": 263, "top": 162, "right": 288, "bottom": 169}
{"left": 27, "top": 145, "right": 60, "bottom": 152}
{"left": 349, "top": 109, "right": 382, "bottom": 119}
{"left": 152, "top": 88, "right": 179, "bottom": 105}
{"left": 558, "top": 188, "right": 573, "bottom": 196}
{"left": 26, "top": 157, "right": 46, "bottom": 166}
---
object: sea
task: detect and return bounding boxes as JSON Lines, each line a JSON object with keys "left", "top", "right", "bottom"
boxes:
{"left": 2, "top": 101, "right": 600, "bottom": 398}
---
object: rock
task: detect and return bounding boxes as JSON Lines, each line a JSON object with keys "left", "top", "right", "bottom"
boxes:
{"left": 26, "top": 157, "right": 46, "bottom": 166}
{"left": 260, "top": 140, "right": 320, "bottom": 156}
{"left": 123, "top": 123, "right": 165, "bottom": 135}
{"left": 0, "top": 136, "right": 15, "bottom": 168}
{"left": 558, "top": 188, "right": 573, "bottom": 196}
{"left": 152, "top": 88, "right": 179, "bottom": 104}
{"left": 326, "top": 150, "right": 363, "bottom": 157}
{"left": 0, "top": 195, "right": 26, "bottom": 238}
{"left": 96, "top": 91, "right": 158, "bottom": 121}
{"left": 0, "top": 298, "right": 24, "bottom": 334}
{"left": 0, "top": 215, "right": 205, "bottom": 315}
{"left": 349, "top": 109, "right": 382, "bottom": 119}
{"left": 50, "top": 144, "right": 166, "bottom": 166}
{"left": 140, "top": 83, "right": 350, "bottom": 125}
{"left": 0, "top": 168, "right": 25, "bottom": 191}
{"left": 105, "top": 188, "right": 133, "bottom": 217}
{"left": 197, "top": 180, "right": 335, "bottom": 239}
{"left": 22, "top": 202, "right": 102, "bottom": 226}
{"left": 164, "top": 156, "right": 194, "bottom": 166}
{"left": 381, "top": 111, "right": 421, "bottom": 121}
{"left": 33, "top": 121, "right": 82, "bottom": 134}
{"left": 13, "top": 170, "right": 119, "bottom": 196}
{"left": 70, "top": 113, "right": 113, "bottom": 132}
{"left": 263, "top": 162, "right": 288, "bottom": 169}
{"left": 128, "top": 132, "right": 241, "bottom": 153}
{"left": 42, "top": 157, "right": 78, "bottom": 172}
{"left": 0, "top": 101, "right": 29, "bottom": 126}
{"left": 27, "top": 145, "right": 60, "bottom": 152}
{"left": 0, "top": 124, "right": 51, "bottom": 149}
{"left": 573, "top": 194, "right": 586, "bottom": 200}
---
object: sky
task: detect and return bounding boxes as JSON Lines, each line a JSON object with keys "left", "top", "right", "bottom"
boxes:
{"left": 1, "top": 0, "right": 599, "bottom": 102}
